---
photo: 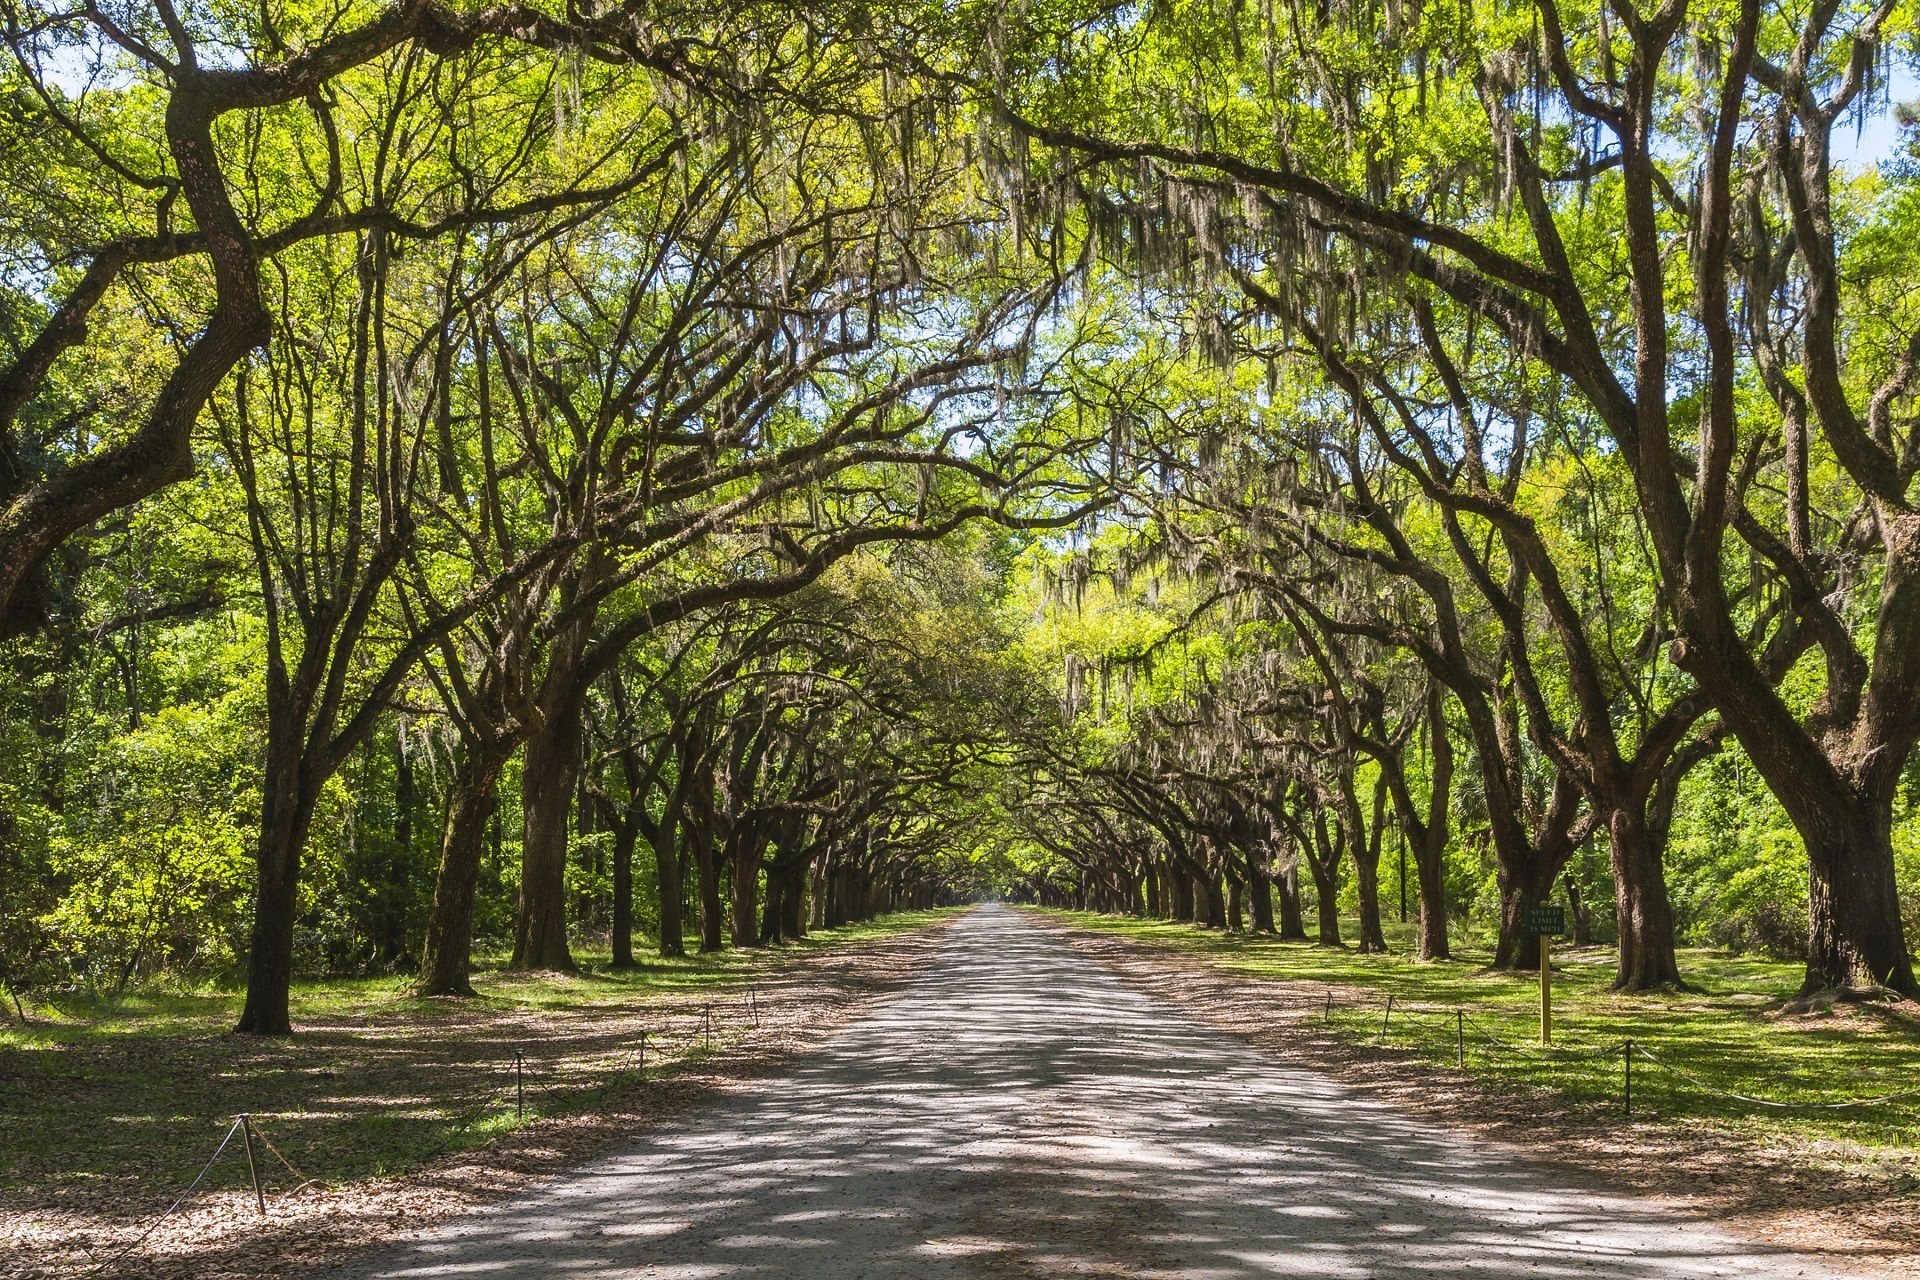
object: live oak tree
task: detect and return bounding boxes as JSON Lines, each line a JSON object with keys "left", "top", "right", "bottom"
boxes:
{"left": 988, "top": 0, "right": 1920, "bottom": 997}
{"left": 9, "top": 0, "right": 1920, "bottom": 1026}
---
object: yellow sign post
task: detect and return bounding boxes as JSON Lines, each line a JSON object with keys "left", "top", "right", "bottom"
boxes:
{"left": 1524, "top": 904, "right": 1566, "bottom": 1046}
{"left": 1539, "top": 931, "right": 1552, "bottom": 1045}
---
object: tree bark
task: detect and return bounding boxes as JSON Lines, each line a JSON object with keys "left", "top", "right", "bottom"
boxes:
{"left": 609, "top": 816, "right": 638, "bottom": 970}
{"left": 1275, "top": 864, "right": 1308, "bottom": 940}
{"left": 512, "top": 689, "right": 582, "bottom": 970}
{"left": 416, "top": 749, "right": 506, "bottom": 996}
{"left": 729, "top": 835, "right": 761, "bottom": 948}
{"left": 1247, "top": 859, "right": 1276, "bottom": 933}
{"left": 235, "top": 741, "right": 314, "bottom": 1034}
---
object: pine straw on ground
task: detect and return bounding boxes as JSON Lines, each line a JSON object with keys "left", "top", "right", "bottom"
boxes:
{"left": 2, "top": 916, "right": 957, "bottom": 1280}
{"left": 1026, "top": 912, "right": 1920, "bottom": 1279}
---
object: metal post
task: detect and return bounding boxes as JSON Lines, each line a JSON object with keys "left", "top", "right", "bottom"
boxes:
{"left": 703, "top": 1003, "right": 712, "bottom": 1051}
{"left": 1456, "top": 1009, "right": 1465, "bottom": 1068}
{"left": 515, "top": 1052, "right": 524, "bottom": 1120}
{"left": 239, "top": 1115, "right": 266, "bottom": 1215}
{"left": 638, "top": 1028, "right": 648, "bottom": 1072}
{"left": 1624, "top": 1039, "right": 1633, "bottom": 1116}
{"left": 1324, "top": 988, "right": 1333, "bottom": 1022}
{"left": 1380, "top": 993, "right": 1394, "bottom": 1039}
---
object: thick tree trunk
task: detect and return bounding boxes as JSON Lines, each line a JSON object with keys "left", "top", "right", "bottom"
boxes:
{"left": 1603, "top": 796, "right": 1683, "bottom": 987}
{"left": 512, "top": 692, "right": 581, "bottom": 971}
{"left": 1169, "top": 865, "right": 1194, "bottom": 921}
{"left": 729, "top": 837, "right": 760, "bottom": 948}
{"left": 1413, "top": 833, "right": 1450, "bottom": 960}
{"left": 650, "top": 824, "right": 685, "bottom": 958}
{"left": 1306, "top": 857, "right": 1341, "bottom": 946}
{"left": 1804, "top": 802, "right": 1918, "bottom": 996}
{"left": 780, "top": 863, "right": 807, "bottom": 938}
{"left": 1275, "top": 865, "right": 1307, "bottom": 940}
{"left": 1198, "top": 873, "right": 1226, "bottom": 928}
{"left": 416, "top": 750, "right": 505, "bottom": 996}
{"left": 1351, "top": 849, "right": 1388, "bottom": 953}
{"left": 236, "top": 750, "right": 312, "bottom": 1034}
{"left": 1247, "top": 864, "right": 1275, "bottom": 932}
{"left": 1492, "top": 856, "right": 1562, "bottom": 970}
{"left": 1675, "top": 628, "right": 1919, "bottom": 998}
{"left": 610, "top": 818, "right": 638, "bottom": 969}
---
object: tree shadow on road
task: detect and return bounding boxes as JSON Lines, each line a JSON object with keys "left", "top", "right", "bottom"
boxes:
{"left": 346, "top": 906, "right": 1850, "bottom": 1280}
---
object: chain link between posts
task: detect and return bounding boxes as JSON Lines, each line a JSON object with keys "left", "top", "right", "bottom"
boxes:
{"left": 79, "top": 984, "right": 769, "bottom": 1273}
{"left": 1320, "top": 983, "right": 1920, "bottom": 1117}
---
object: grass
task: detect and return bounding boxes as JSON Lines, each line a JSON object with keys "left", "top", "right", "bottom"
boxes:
{"left": 1034, "top": 909, "right": 1920, "bottom": 1163}
{"left": 3, "top": 911, "right": 943, "bottom": 1047}
{"left": 0, "top": 910, "right": 955, "bottom": 1212}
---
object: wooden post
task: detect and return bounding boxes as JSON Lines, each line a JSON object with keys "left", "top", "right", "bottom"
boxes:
{"left": 1539, "top": 932, "right": 1552, "bottom": 1046}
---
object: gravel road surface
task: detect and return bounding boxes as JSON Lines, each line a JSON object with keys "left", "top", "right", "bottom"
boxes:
{"left": 349, "top": 904, "right": 1849, "bottom": 1279}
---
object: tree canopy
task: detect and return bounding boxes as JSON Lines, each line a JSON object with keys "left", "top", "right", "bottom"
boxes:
{"left": 4, "top": 0, "right": 1920, "bottom": 1029}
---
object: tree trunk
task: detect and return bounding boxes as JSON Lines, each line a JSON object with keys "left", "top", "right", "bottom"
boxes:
{"left": 649, "top": 822, "right": 685, "bottom": 958}
{"left": 1247, "top": 862, "right": 1276, "bottom": 932}
{"left": 384, "top": 724, "right": 413, "bottom": 966}
{"left": 1351, "top": 847, "right": 1388, "bottom": 953}
{"left": 1275, "top": 864, "right": 1307, "bottom": 940}
{"left": 1413, "top": 831, "right": 1450, "bottom": 961}
{"left": 1804, "top": 802, "right": 1918, "bottom": 996}
{"left": 729, "top": 836, "right": 761, "bottom": 948}
{"left": 1566, "top": 872, "right": 1592, "bottom": 945}
{"left": 416, "top": 749, "right": 506, "bottom": 997}
{"left": 781, "top": 862, "right": 807, "bottom": 938}
{"left": 236, "top": 743, "right": 313, "bottom": 1034}
{"left": 512, "top": 691, "right": 581, "bottom": 971}
{"left": 1307, "top": 853, "right": 1342, "bottom": 946}
{"left": 1198, "top": 873, "right": 1226, "bottom": 928}
{"left": 1169, "top": 864, "right": 1194, "bottom": 921}
{"left": 1493, "top": 858, "right": 1561, "bottom": 970}
{"left": 695, "top": 835, "right": 724, "bottom": 951}
{"left": 610, "top": 816, "right": 638, "bottom": 969}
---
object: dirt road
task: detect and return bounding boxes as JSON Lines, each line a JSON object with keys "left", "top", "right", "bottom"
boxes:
{"left": 349, "top": 904, "right": 1850, "bottom": 1278}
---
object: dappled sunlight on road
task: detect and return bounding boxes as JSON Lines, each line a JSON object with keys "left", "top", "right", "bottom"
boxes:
{"left": 349, "top": 906, "right": 1846, "bottom": 1279}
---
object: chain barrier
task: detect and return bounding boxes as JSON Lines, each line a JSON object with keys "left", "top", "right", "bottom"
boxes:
{"left": 81, "top": 1118, "right": 243, "bottom": 1275}
{"left": 1628, "top": 1042, "right": 1920, "bottom": 1112}
{"left": 1316, "top": 984, "right": 1920, "bottom": 1118}
{"left": 82, "top": 984, "right": 769, "bottom": 1272}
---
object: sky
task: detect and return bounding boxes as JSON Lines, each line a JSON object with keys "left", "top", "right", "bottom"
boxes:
{"left": 1831, "top": 65, "right": 1918, "bottom": 170}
